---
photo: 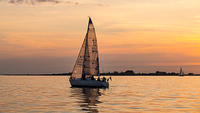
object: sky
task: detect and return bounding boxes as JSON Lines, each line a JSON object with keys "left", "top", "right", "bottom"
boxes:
{"left": 0, "top": 0, "right": 200, "bottom": 74}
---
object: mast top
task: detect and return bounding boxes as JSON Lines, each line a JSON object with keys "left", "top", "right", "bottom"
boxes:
{"left": 89, "top": 17, "right": 93, "bottom": 24}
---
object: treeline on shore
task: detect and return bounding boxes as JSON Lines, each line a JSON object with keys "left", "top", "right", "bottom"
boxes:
{"left": 101, "top": 70, "right": 196, "bottom": 76}
{"left": 1, "top": 70, "right": 198, "bottom": 76}
{"left": 52, "top": 70, "right": 197, "bottom": 76}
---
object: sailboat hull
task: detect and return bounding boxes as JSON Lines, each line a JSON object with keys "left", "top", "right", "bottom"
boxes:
{"left": 69, "top": 18, "right": 110, "bottom": 88}
{"left": 69, "top": 79, "right": 109, "bottom": 88}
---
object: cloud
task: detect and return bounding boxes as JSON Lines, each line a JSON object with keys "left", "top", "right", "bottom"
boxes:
{"left": 6, "top": 0, "right": 80, "bottom": 5}
{"left": 1, "top": 0, "right": 108, "bottom": 6}
{"left": 194, "top": 15, "right": 200, "bottom": 23}
{"left": 100, "top": 53, "right": 200, "bottom": 73}
{"left": 0, "top": 57, "right": 75, "bottom": 74}
{"left": 8, "top": 0, "right": 60, "bottom": 4}
{"left": 101, "top": 52, "right": 200, "bottom": 67}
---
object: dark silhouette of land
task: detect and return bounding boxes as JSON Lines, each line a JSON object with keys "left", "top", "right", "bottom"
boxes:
{"left": 0, "top": 70, "right": 199, "bottom": 76}
{"left": 101, "top": 70, "right": 197, "bottom": 76}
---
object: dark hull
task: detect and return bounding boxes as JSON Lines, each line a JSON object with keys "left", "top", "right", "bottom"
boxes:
{"left": 69, "top": 79, "right": 109, "bottom": 88}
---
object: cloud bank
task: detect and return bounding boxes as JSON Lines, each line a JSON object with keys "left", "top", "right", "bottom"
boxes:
{"left": 1, "top": 0, "right": 103, "bottom": 6}
{"left": 9, "top": 0, "right": 60, "bottom": 4}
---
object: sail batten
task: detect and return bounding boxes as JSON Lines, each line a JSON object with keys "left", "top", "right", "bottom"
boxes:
{"left": 72, "top": 17, "right": 99, "bottom": 79}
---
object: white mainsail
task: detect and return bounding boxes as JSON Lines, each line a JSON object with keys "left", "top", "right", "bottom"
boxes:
{"left": 71, "top": 17, "right": 99, "bottom": 79}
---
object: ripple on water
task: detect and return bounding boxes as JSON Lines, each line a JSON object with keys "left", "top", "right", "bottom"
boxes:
{"left": 1, "top": 76, "right": 200, "bottom": 113}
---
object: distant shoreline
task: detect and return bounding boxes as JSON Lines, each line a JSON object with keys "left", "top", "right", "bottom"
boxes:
{"left": 1, "top": 70, "right": 198, "bottom": 76}
{"left": 0, "top": 74, "right": 200, "bottom": 76}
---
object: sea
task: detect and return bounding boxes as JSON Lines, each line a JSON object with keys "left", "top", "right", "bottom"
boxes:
{"left": 0, "top": 76, "right": 200, "bottom": 113}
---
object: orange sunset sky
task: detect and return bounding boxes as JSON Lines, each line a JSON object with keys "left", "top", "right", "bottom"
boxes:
{"left": 0, "top": 0, "right": 200, "bottom": 74}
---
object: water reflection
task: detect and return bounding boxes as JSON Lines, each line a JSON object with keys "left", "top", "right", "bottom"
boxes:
{"left": 71, "top": 88, "right": 102, "bottom": 113}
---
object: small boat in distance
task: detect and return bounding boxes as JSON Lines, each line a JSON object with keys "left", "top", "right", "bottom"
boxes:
{"left": 69, "top": 17, "right": 109, "bottom": 88}
{"left": 179, "top": 67, "right": 184, "bottom": 76}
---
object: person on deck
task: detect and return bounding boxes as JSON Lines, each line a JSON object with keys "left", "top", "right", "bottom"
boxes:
{"left": 91, "top": 76, "right": 95, "bottom": 80}
{"left": 97, "top": 77, "right": 100, "bottom": 81}
{"left": 102, "top": 77, "right": 106, "bottom": 82}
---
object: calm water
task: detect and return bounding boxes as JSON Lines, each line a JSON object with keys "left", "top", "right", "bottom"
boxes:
{"left": 0, "top": 76, "right": 200, "bottom": 113}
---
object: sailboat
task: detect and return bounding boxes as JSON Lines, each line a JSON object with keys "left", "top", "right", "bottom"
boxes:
{"left": 179, "top": 67, "right": 184, "bottom": 76}
{"left": 69, "top": 17, "right": 109, "bottom": 88}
